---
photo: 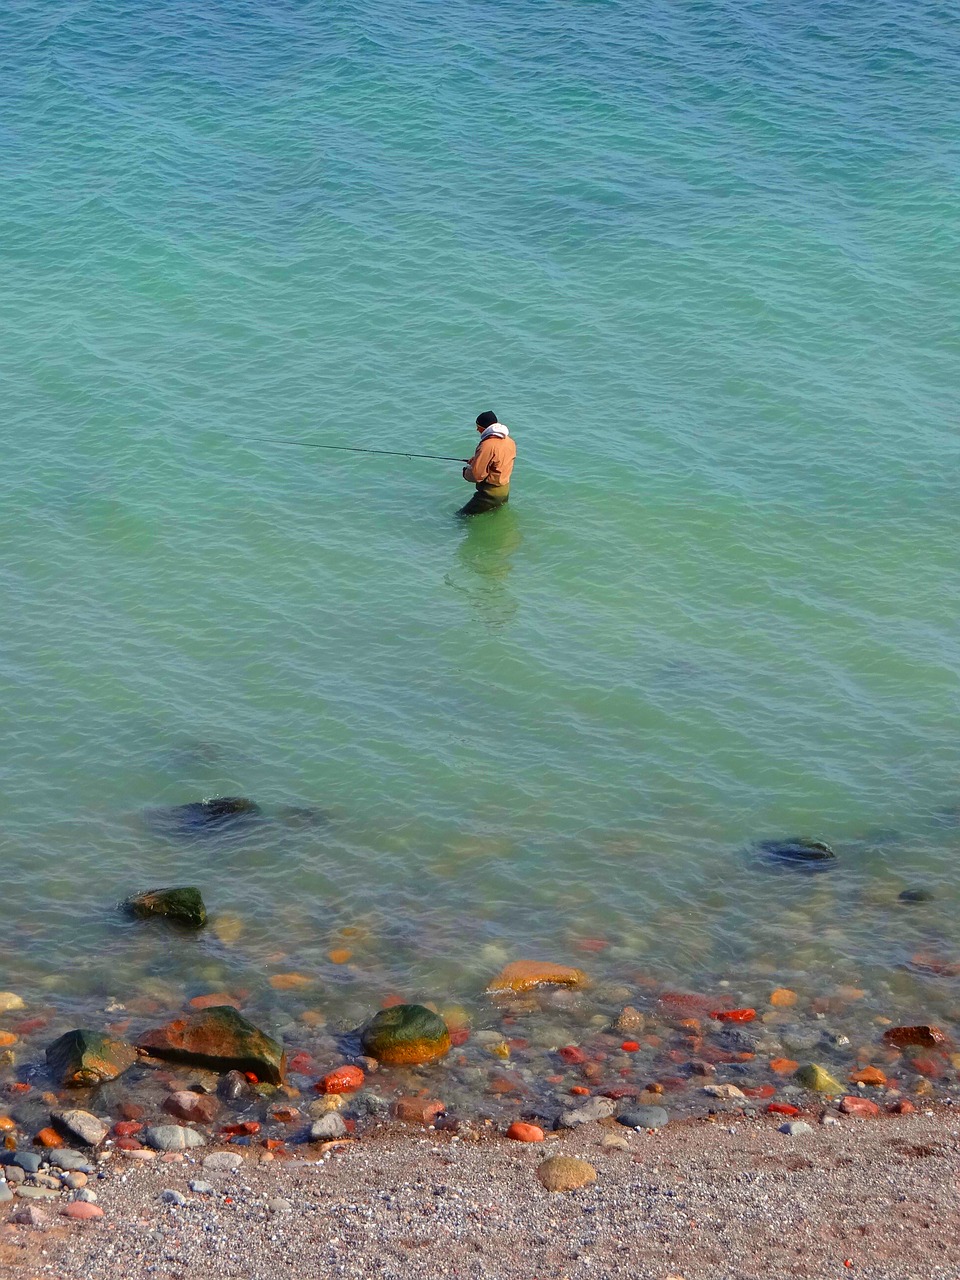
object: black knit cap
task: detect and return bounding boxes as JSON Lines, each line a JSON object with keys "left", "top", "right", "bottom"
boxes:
{"left": 475, "top": 410, "right": 498, "bottom": 429}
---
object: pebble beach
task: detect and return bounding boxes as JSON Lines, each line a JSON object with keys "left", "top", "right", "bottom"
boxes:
{"left": 1, "top": 1113, "right": 958, "bottom": 1280}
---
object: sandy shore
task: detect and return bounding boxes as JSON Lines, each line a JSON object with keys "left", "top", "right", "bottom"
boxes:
{"left": 1, "top": 1110, "right": 958, "bottom": 1280}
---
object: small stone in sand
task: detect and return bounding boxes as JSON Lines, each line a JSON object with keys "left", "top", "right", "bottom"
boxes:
{"left": 202, "top": 1151, "right": 244, "bottom": 1172}
{"left": 160, "top": 1189, "right": 187, "bottom": 1205}
{"left": 536, "top": 1156, "right": 597, "bottom": 1192}
{"left": 506, "top": 1122, "right": 544, "bottom": 1142}
{"left": 12, "top": 1204, "right": 49, "bottom": 1226}
{"left": 60, "top": 1201, "right": 104, "bottom": 1220}
{"left": 780, "top": 1121, "right": 814, "bottom": 1136}
{"left": 189, "top": 1180, "right": 215, "bottom": 1194}
{"left": 267, "top": 1197, "right": 292, "bottom": 1213}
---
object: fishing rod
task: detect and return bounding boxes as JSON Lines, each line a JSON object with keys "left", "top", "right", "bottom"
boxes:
{"left": 236, "top": 436, "right": 468, "bottom": 463}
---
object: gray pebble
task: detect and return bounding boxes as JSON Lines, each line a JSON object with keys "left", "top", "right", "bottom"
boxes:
{"left": 29, "top": 1173, "right": 61, "bottom": 1189}
{"left": 779, "top": 1121, "right": 814, "bottom": 1136}
{"left": 50, "top": 1108, "right": 108, "bottom": 1148}
{"left": 3, "top": 1153, "right": 42, "bottom": 1174}
{"left": 189, "top": 1180, "right": 215, "bottom": 1195}
{"left": 47, "top": 1150, "right": 94, "bottom": 1173}
{"left": 266, "top": 1196, "right": 292, "bottom": 1213}
{"left": 5, "top": 1165, "right": 25, "bottom": 1184}
{"left": 15, "top": 1185, "right": 58, "bottom": 1200}
{"left": 618, "top": 1106, "right": 669, "bottom": 1130}
{"left": 309, "top": 1113, "right": 348, "bottom": 1141}
{"left": 558, "top": 1097, "right": 617, "bottom": 1128}
{"left": 202, "top": 1151, "right": 244, "bottom": 1173}
{"left": 161, "top": 1189, "right": 187, "bottom": 1206}
{"left": 144, "top": 1125, "right": 206, "bottom": 1152}
{"left": 0, "top": 1184, "right": 13, "bottom": 1203}
{"left": 11, "top": 1203, "right": 48, "bottom": 1226}
{"left": 73, "top": 1188, "right": 98, "bottom": 1203}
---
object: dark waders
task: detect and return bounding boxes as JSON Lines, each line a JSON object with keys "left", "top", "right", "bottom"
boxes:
{"left": 458, "top": 482, "right": 510, "bottom": 517}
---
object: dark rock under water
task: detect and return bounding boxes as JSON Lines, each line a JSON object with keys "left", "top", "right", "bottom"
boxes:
{"left": 145, "top": 797, "right": 261, "bottom": 838}
{"left": 124, "top": 886, "right": 207, "bottom": 928}
{"left": 754, "top": 837, "right": 838, "bottom": 866}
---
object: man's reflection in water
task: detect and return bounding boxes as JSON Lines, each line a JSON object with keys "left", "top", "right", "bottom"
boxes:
{"left": 450, "top": 505, "right": 522, "bottom": 629}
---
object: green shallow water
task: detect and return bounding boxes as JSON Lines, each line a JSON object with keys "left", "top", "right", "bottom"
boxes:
{"left": 1, "top": 0, "right": 960, "bottom": 1091}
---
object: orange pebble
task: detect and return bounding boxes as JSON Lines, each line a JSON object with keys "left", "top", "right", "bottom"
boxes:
{"left": 506, "top": 1121, "right": 544, "bottom": 1142}
{"left": 0, "top": 1032, "right": 17, "bottom": 1048}
{"left": 269, "top": 973, "right": 314, "bottom": 990}
{"left": 850, "top": 1066, "right": 887, "bottom": 1087}
{"left": 317, "top": 1065, "right": 365, "bottom": 1094}
{"left": 621, "top": 1041, "right": 640, "bottom": 1052}
{"left": 34, "top": 1127, "right": 62, "bottom": 1147}
{"left": 569, "top": 1086, "right": 591, "bottom": 1096}
{"left": 770, "top": 1057, "right": 799, "bottom": 1074}
{"left": 769, "top": 988, "right": 797, "bottom": 1008}
{"left": 328, "top": 949, "right": 352, "bottom": 965}
{"left": 0, "top": 1116, "right": 16, "bottom": 1132}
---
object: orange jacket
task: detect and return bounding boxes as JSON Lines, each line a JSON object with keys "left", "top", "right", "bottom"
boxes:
{"left": 464, "top": 433, "right": 516, "bottom": 487}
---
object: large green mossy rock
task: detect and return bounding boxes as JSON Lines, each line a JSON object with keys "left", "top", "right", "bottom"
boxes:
{"left": 360, "top": 1004, "right": 451, "bottom": 1067}
{"left": 125, "top": 887, "right": 208, "bottom": 929}
{"left": 46, "top": 1030, "right": 138, "bottom": 1088}
{"left": 137, "top": 1006, "right": 285, "bottom": 1084}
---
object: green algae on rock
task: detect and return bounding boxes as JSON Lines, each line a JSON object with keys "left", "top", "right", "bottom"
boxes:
{"left": 794, "top": 1063, "right": 843, "bottom": 1093}
{"left": 137, "top": 1006, "right": 285, "bottom": 1084}
{"left": 46, "top": 1030, "right": 137, "bottom": 1087}
{"left": 125, "top": 887, "right": 208, "bottom": 929}
{"left": 360, "top": 1004, "right": 451, "bottom": 1066}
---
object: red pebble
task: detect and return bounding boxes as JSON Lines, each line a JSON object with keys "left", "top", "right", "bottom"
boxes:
{"left": 243, "top": 1072, "right": 259, "bottom": 1083}
{"left": 220, "top": 1121, "right": 260, "bottom": 1137}
{"left": 710, "top": 1008, "right": 756, "bottom": 1023}
{"left": 575, "top": 938, "right": 609, "bottom": 953}
{"left": 621, "top": 1041, "right": 640, "bottom": 1052}
{"left": 116, "top": 1137, "right": 142, "bottom": 1150}
{"left": 909, "top": 1055, "right": 944, "bottom": 1078}
{"left": 569, "top": 1086, "right": 591, "bottom": 1096}
{"left": 112, "top": 1121, "right": 143, "bottom": 1138}
{"left": 602, "top": 1086, "right": 639, "bottom": 1100}
{"left": 766, "top": 1103, "right": 800, "bottom": 1116}
{"left": 545, "top": 1075, "right": 563, "bottom": 1084}
{"left": 840, "top": 1096, "right": 880, "bottom": 1118}
{"left": 888, "top": 1099, "right": 916, "bottom": 1115}
{"left": 60, "top": 1202, "right": 104, "bottom": 1220}
{"left": 743, "top": 1084, "right": 776, "bottom": 1099}
{"left": 450, "top": 1029, "right": 470, "bottom": 1047}
{"left": 287, "top": 1053, "right": 315, "bottom": 1074}
{"left": 13, "top": 1018, "right": 47, "bottom": 1035}
{"left": 558, "top": 1046, "right": 587, "bottom": 1065}
{"left": 318, "top": 1065, "right": 365, "bottom": 1094}
{"left": 264, "top": 1138, "right": 286, "bottom": 1151}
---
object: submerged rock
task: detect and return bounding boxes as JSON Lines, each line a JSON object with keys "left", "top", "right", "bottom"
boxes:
{"left": 899, "top": 888, "right": 935, "bottom": 903}
{"left": 882, "top": 1024, "right": 948, "bottom": 1050}
{"left": 755, "top": 837, "right": 837, "bottom": 866}
{"left": 46, "top": 1030, "right": 137, "bottom": 1088}
{"left": 144, "top": 1125, "right": 205, "bottom": 1152}
{"left": 360, "top": 1004, "right": 451, "bottom": 1067}
{"left": 146, "top": 797, "right": 261, "bottom": 838}
{"left": 486, "top": 960, "right": 588, "bottom": 995}
{"left": 794, "top": 1063, "right": 843, "bottom": 1093}
{"left": 125, "top": 887, "right": 208, "bottom": 929}
{"left": 137, "top": 1006, "right": 285, "bottom": 1084}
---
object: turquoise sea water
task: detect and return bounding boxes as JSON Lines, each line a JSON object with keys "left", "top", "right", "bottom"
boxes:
{"left": 2, "top": 1, "right": 960, "bottom": 1080}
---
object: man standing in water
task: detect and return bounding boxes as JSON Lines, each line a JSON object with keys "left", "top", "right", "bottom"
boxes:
{"left": 459, "top": 411, "right": 517, "bottom": 516}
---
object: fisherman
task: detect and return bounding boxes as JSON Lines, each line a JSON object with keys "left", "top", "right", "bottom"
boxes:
{"left": 459, "top": 411, "right": 517, "bottom": 516}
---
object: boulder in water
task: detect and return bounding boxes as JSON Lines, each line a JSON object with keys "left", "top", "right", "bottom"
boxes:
{"left": 125, "top": 887, "right": 207, "bottom": 929}
{"left": 755, "top": 837, "right": 837, "bottom": 866}
{"left": 360, "top": 1004, "right": 451, "bottom": 1066}
{"left": 137, "top": 1006, "right": 285, "bottom": 1083}
{"left": 46, "top": 1030, "right": 137, "bottom": 1087}
{"left": 146, "top": 797, "right": 261, "bottom": 838}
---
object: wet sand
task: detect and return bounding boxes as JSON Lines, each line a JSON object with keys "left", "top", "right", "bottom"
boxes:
{"left": 3, "top": 1110, "right": 958, "bottom": 1280}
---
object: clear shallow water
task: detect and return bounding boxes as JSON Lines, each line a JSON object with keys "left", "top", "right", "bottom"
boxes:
{"left": 2, "top": 0, "right": 960, "bottom": 1087}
